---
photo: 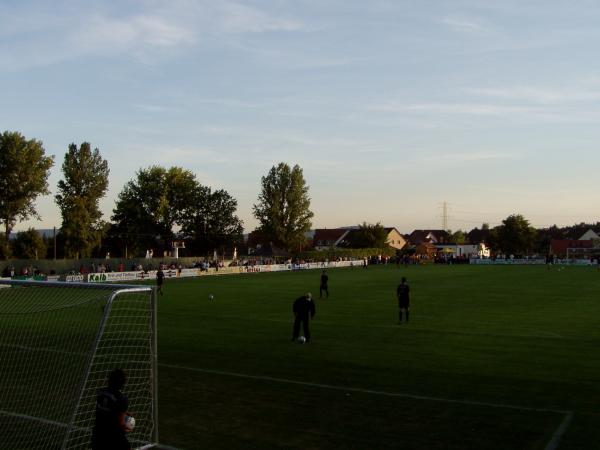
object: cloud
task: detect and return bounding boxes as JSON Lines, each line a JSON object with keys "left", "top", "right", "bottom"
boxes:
{"left": 371, "top": 101, "right": 538, "bottom": 116}
{"left": 355, "top": 148, "right": 390, "bottom": 154}
{"left": 465, "top": 85, "right": 600, "bottom": 104}
{"left": 216, "top": 1, "right": 304, "bottom": 33}
{"left": 133, "top": 103, "right": 181, "bottom": 113}
{"left": 419, "top": 151, "right": 520, "bottom": 163}
{"left": 440, "top": 15, "right": 487, "bottom": 34}
{"left": 67, "top": 13, "right": 197, "bottom": 61}
{"left": 0, "top": 0, "right": 305, "bottom": 71}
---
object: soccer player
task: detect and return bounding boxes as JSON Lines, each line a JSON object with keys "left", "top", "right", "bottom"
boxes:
{"left": 156, "top": 267, "right": 165, "bottom": 295}
{"left": 396, "top": 277, "right": 410, "bottom": 324}
{"left": 91, "top": 368, "right": 132, "bottom": 450}
{"left": 292, "top": 292, "right": 316, "bottom": 342}
{"left": 319, "top": 270, "right": 329, "bottom": 298}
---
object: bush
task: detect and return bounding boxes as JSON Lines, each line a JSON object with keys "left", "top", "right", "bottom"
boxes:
{"left": 298, "top": 247, "right": 396, "bottom": 261}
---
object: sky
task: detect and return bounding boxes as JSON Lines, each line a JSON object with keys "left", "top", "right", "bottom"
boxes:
{"left": 2, "top": 0, "right": 600, "bottom": 234}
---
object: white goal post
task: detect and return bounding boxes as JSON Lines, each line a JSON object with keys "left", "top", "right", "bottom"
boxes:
{"left": 0, "top": 279, "right": 158, "bottom": 450}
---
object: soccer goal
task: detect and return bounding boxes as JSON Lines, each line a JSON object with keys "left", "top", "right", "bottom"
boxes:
{"left": 0, "top": 279, "right": 158, "bottom": 450}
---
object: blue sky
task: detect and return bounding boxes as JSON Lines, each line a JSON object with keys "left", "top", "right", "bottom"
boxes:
{"left": 3, "top": 0, "right": 600, "bottom": 233}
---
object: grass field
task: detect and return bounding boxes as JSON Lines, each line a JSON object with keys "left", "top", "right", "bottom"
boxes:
{"left": 149, "top": 264, "right": 600, "bottom": 449}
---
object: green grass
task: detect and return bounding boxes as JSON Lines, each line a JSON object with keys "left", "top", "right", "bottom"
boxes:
{"left": 151, "top": 265, "right": 600, "bottom": 449}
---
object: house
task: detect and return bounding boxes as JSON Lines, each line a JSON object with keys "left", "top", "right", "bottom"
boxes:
{"left": 407, "top": 229, "right": 451, "bottom": 245}
{"left": 313, "top": 226, "right": 406, "bottom": 251}
{"left": 550, "top": 239, "right": 593, "bottom": 257}
{"left": 312, "top": 229, "right": 350, "bottom": 250}
{"left": 249, "top": 243, "right": 291, "bottom": 258}
{"left": 384, "top": 227, "right": 406, "bottom": 250}
{"left": 433, "top": 243, "right": 484, "bottom": 258}
{"left": 415, "top": 243, "right": 437, "bottom": 258}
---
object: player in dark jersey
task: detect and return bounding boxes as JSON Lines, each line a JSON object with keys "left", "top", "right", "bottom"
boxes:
{"left": 292, "top": 293, "right": 316, "bottom": 342}
{"left": 319, "top": 270, "right": 329, "bottom": 298}
{"left": 91, "top": 369, "right": 131, "bottom": 450}
{"left": 156, "top": 268, "right": 165, "bottom": 295}
{"left": 396, "top": 277, "right": 410, "bottom": 324}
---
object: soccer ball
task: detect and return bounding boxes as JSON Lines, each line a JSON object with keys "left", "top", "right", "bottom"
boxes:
{"left": 124, "top": 415, "right": 135, "bottom": 432}
{"left": 297, "top": 336, "right": 306, "bottom": 344}
{"left": 208, "top": 294, "right": 214, "bottom": 301}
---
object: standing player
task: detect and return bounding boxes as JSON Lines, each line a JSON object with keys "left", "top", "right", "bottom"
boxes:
{"left": 319, "top": 270, "right": 329, "bottom": 298}
{"left": 396, "top": 277, "right": 410, "bottom": 324}
{"left": 156, "top": 267, "right": 165, "bottom": 296}
{"left": 292, "top": 293, "right": 316, "bottom": 342}
{"left": 91, "top": 368, "right": 132, "bottom": 450}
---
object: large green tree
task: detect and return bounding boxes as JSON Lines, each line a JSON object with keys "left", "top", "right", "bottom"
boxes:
{"left": 55, "top": 142, "right": 109, "bottom": 258}
{"left": 489, "top": 214, "right": 537, "bottom": 255}
{"left": 347, "top": 222, "right": 388, "bottom": 248}
{"left": 449, "top": 229, "right": 467, "bottom": 244}
{"left": 0, "top": 131, "right": 54, "bottom": 256}
{"left": 112, "top": 166, "right": 199, "bottom": 256}
{"left": 253, "top": 163, "right": 313, "bottom": 251}
{"left": 12, "top": 228, "right": 47, "bottom": 260}
{"left": 180, "top": 187, "right": 244, "bottom": 255}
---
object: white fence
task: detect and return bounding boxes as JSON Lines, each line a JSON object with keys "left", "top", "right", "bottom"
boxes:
{"left": 469, "top": 258, "right": 595, "bottom": 266}
{"left": 84, "top": 259, "right": 360, "bottom": 283}
{"left": 469, "top": 258, "right": 546, "bottom": 265}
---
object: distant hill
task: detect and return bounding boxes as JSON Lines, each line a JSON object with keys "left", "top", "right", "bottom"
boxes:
{"left": 9, "top": 228, "right": 57, "bottom": 240}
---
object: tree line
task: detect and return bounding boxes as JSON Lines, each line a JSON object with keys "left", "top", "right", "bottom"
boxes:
{"left": 447, "top": 215, "right": 600, "bottom": 256}
{"left": 0, "top": 131, "right": 314, "bottom": 260}
{"left": 1, "top": 130, "right": 596, "bottom": 260}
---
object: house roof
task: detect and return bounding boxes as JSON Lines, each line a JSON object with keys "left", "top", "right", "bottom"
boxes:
{"left": 579, "top": 229, "right": 600, "bottom": 240}
{"left": 251, "top": 243, "right": 291, "bottom": 257}
{"left": 383, "top": 227, "right": 403, "bottom": 236}
{"left": 313, "top": 228, "right": 349, "bottom": 246}
{"left": 408, "top": 229, "right": 451, "bottom": 244}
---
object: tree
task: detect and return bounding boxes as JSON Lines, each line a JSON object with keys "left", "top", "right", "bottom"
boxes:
{"left": 561, "top": 222, "right": 600, "bottom": 240}
{"left": 180, "top": 187, "right": 244, "bottom": 255}
{"left": 55, "top": 142, "right": 109, "bottom": 258}
{"left": 490, "top": 214, "right": 537, "bottom": 255}
{"left": 253, "top": 163, "right": 314, "bottom": 251}
{"left": 112, "top": 166, "right": 199, "bottom": 256}
{"left": 0, "top": 131, "right": 54, "bottom": 256}
{"left": 12, "top": 228, "right": 47, "bottom": 260}
{"left": 347, "top": 222, "right": 388, "bottom": 248}
{"left": 449, "top": 229, "right": 466, "bottom": 244}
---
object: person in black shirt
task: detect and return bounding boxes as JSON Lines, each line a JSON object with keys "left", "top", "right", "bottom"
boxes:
{"left": 91, "top": 368, "right": 131, "bottom": 450}
{"left": 319, "top": 270, "right": 329, "bottom": 298}
{"left": 156, "top": 268, "right": 165, "bottom": 295}
{"left": 396, "top": 277, "right": 410, "bottom": 324}
{"left": 292, "top": 293, "right": 316, "bottom": 342}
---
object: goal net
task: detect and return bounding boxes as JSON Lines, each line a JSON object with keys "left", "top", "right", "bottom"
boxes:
{"left": 0, "top": 280, "right": 158, "bottom": 450}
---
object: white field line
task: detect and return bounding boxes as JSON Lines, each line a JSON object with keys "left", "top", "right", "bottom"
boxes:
{"left": 0, "top": 408, "right": 70, "bottom": 429}
{"left": 544, "top": 411, "right": 574, "bottom": 450}
{"left": 0, "top": 409, "right": 157, "bottom": 449}
{"left": 132, "top": 444, "right": 182, "bottom": 450}
{"left": 159, "top": 363, "right": 570, "bottom": 415}
{"left": 163, "top": 363, "right": 575, "bottom": 448}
